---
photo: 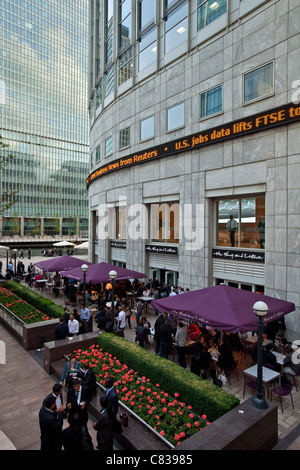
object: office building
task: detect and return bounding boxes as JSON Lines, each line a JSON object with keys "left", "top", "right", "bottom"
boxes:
{"left": 0, "top": 0, "right": 89, "bottom": 237}
{"left": 87, "top": 0, "right": 300, "bottom": 340}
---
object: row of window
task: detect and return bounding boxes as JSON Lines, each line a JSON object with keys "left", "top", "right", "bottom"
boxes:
{"left": 90, "top": 61, "right": 274, "bottom": 165}
{"left": 90, "top": 0, "right": 265, "bottom": 113}
{"left": 103, "top": 195, "right": 266, "bottom": 251}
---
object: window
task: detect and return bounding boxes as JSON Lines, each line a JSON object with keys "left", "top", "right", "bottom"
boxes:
{"left": 115, "top": 205, "right": 127, "bottom": 239}
{"left": 95, "top": 81, "right": 102, "bottom": 109}
{"left": 244, "top": 62, "right": 274, "bottom": 103}
{"left": 119, "top": 48, "right": 132, "bottom": 85}
{"left": 119, "top": 126, "right": 130, "bottom": 148}
{"left": 140, "top": 115, "right": 154, "bottom": 141}
{"left": 138, "top": 27, "right": 157, "bottom": 71}
{"left": 167, "top": 102, "right": 184, "bottom": 131}
{"left": 216, "top": 196, "right": 265, "bottom": 249}
{"left": 138, "top": 0, "right": 155, "bottom": 31}
{"left": 165, "top": 1, "right": 188, "bottom": 54}
{"left": 118, "top": 0, "right": 132, "bottom": 85}
{"left": 138, "top": 0, "right": 157, "bottom": 72}
{"left": 197, "top": 0, "right": 227, "bottom": 31}
{"left": 105, "top": 136, "right": 113, "bottom": 156}
{"left": 105, "top": 0, "right": 114, "bottom": 65}
{"left": 151, "top": 203, "right": 179, "bottom": 243}
{"left": 201, "top": 85, "right": 222, "bottom": 118}
{"left": 105, "top": 63, "right": 114, "bottom": 98}
{"left": 95, "top": 145, "right": 101, "bottom": 162}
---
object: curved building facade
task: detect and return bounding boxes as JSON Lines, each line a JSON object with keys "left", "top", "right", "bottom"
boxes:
{"left": 87, "top": 0, "right": 300, "bottom": 340}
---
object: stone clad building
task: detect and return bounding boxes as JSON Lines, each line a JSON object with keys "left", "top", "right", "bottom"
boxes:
{"left": 87, "top": 0, "right": 300, "bottom": 340}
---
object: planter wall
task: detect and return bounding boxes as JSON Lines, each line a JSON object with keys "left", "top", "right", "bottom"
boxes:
{"left": 0, "top": 303, "right": 59, "bottom": 350}
{"left": 43, "top": 334, "right": 278, "bottom": 451}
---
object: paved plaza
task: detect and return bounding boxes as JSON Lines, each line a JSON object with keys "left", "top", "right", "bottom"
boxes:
{"left": 0, "top": 253, "right": 300, "bottom": 450}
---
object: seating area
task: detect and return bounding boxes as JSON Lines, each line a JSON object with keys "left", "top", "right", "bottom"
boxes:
{"left": 3, "top": 254, "right": 300, "bottom": 441}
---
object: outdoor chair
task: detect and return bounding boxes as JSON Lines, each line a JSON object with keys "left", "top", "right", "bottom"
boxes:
{"left": 243, "top": 375, "right": 257, "bottom": 398}
{"left": 271, "top": 383, "right": 294, "bottom": 413}
{"left": 290, "top": 366, "right": 300, "bottom": 391}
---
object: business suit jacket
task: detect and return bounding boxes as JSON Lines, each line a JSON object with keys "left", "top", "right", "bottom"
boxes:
{"left": 106, "top": 386, "right": 118, "bottom": 417}
{"left": 39, "top": 406, "right": 63, "bottom": 451}
{"left": 94, "top": 409, "right": 113, "bottom": 450}
{"left": 67, "top": 385, "right": 92, "bottom": 426}
{"left": 80, "top": 368, "right": 97, "bottom": 397}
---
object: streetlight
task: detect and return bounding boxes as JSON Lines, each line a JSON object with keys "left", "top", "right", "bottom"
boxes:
{"left": 81, "top": 264, "right": 89, "bottom": 305}
{"left": 12, "top": 249, "right": 17, "bottom": 278}
{"left": 252, "top": 300, "right": 269, "bottom": 410}
{"left": 109, "top": 269, "right": 118, "bottom": 325}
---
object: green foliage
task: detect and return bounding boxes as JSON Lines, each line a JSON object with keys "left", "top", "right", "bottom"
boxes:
{"left": 0, "top": 285, "right": 52, "bottom": 324}
{"left": 97, "top": 333, "right": 240, "bottom": 422}
{"left": 4, "top": 281, "right": 64, "bottom": 319}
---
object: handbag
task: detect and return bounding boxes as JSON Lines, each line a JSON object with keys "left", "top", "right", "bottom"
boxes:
{"left": 120, "top": 413, "right": 128, "bottom": 428}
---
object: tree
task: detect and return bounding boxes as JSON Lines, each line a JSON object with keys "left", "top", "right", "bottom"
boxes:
{"left": 0, "top": 135, "right": 17, "bottom": 214}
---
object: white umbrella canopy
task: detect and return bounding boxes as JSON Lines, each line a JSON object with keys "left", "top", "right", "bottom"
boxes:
{"left": 0, "top": 245, "right": 10, "bottom": 250}
{"left": 74, "top": 241, "right": 88, "bottom": 249}
{"left": 53, "top": 240, "right": 75, "bottom": 247}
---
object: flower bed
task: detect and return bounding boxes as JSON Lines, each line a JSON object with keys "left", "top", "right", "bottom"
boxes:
{"left": 73, "top": 344, "right": 210, "bottom": 446}
{"left": 0, "top": 285, "right": 53, "bottom": 323}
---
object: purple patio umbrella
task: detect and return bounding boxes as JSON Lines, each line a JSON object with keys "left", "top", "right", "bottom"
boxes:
{"left": 34, "top": 256, "right": 93, "bottom": 272}
{"left": 151, "top": 284, "right": 295, "bottom": 333}
{"left": 59, "top": 262, "right": 147, "bottom": 284}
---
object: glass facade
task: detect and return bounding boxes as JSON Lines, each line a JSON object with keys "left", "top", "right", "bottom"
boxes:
{"left": 0, "top": 0, "right": 89, "bottom": 236}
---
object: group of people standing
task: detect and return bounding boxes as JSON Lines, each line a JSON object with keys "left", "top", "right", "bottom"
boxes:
{"left": 54, "top": 305, "right": 91, "bottom": 340}
{"left": 39, "top": 354, "right": 119, "bottom": 451}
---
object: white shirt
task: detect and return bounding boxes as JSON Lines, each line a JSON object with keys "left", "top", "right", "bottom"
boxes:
{"left": 117, "top": 310, "right": 126, "bottom": 329}
{"left": 68, "top": 319, "right": 79, "bottom": 335}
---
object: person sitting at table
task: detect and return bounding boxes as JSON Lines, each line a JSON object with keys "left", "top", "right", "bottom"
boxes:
{"left": 262, "top": 343, "right": 278, "bottom": 370}
{"left": 251, "top": 342, "right": 278, "bottom": 370}
{"left": 275, "top": 337, "right": 292, "bottom": 355}
{"left": 217, "top": 336, "right": 234, "bottom": 374}
{"left": 143, "top": 287, "right": 151, "bottom": 297}
{"left": 187, "top": 322, "right": 200, "bottom": 342}
{"left": 35, "top": 272, "right": 43, "bottom": 281}
{"left": 25, "top": 272, "right": 34, "bottom": 287}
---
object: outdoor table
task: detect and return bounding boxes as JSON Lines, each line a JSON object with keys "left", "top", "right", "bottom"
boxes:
{"left": 35, "top": 279, "right": 47, "bottom": 290}
{"left": 126, "top": 291, "right": 137, "bottom": 308}
{"left": 245, "top": 335, "right": 273, "bottom": 348}
{"left": 243, "top": 364, "right": 280, "bottom": 397}
{"left": 137, "top": 296, "right": 153, "bottom": 316}
{"left": 272, "top": 351, "right": 292, "bottom": 385}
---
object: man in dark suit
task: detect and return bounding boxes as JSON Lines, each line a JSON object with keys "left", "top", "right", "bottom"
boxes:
{"left": 67, "top": 378, "right": 92, "bottom": 428}
{"left": 39, "top": 395, "right": 64, "bottom": 450}
{"left": 105, "top": 376, "right": 118, "bottom": 418}
{"left": 80, "top": 363, "right": 97, "bottom": 398}
{"left": 54, "top": 316, "right": 69, "bottom": 340}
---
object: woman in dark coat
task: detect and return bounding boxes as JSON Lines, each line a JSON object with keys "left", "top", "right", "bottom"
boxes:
{"left": 217, "top": 336, "right": 234, "bottom": 373}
